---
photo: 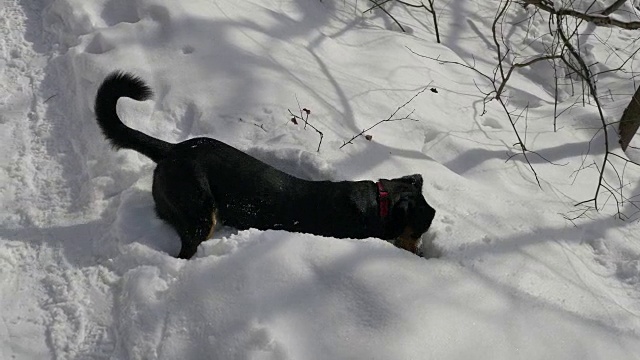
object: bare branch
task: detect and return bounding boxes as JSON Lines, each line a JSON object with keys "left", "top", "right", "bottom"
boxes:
{"left": 556, "top": 14, "right": 610, "bottom": 209}
{"left": 288, "top": 105, "right": 324, "bottom": 152}
{"left": 521, "top": 0, "right": 640, "bottom": 29}
{"left": 340, "top": 87, "right": 428, "bottom": 149}
{"left": 367, "top": 0, "right": 406, "bottom": 32}
{"left": 492, "top": 0, "right": 512, "bottom": 82}
{"left": 394, "top": 0, "right": 441, "bottom": 42}
{"left": 238, "top": 118, "right": 267, "bottom": 132}
{"left": 496, "top": 54, "right": 564, "bottom": 99}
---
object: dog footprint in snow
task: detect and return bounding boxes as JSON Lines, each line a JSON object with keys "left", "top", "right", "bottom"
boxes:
{"left": 181, "top": 45, "right": 195, "bottom": 54}
{"left": 481, "top": 117, "right": 503, "bottom": 129}
{"left": 245, "top": 324, "right": 290, "bottom": 359}
{"left": 421, "top": 127, "right": 440, "bottom": 147}
{"left": 84, "top": 33, "right": 115, "bottom": 54}
{"left": 438, "top": 215, "right": 454, "bottom": 235}
{"left": 421, "top": 127, "right": 442, "bottom": 155}
{"left": 440, "top": 215, "right": 454, "bottom": 225}
{"left": 420, "top": 229, "right": 443, "bottom": 259}
{"left": 616, "top": 259, "right": 640, "bottom": 285}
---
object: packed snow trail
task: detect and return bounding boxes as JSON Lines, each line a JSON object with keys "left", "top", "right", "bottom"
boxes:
{"left": 1, "top": 1, "right": 61, "bottom": 358}
{"left": 0, "top": 1, "right": 119, "bottom": 358}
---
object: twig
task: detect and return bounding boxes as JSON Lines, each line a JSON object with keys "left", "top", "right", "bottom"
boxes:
{"left": 365, "top": 0, "right": 441, "bottom": 42}
{"left": 555, "top": 14, "right": 609, "bottom": 210}
{"left": 288, "top": 108, "right": 324, "bottom": 152}
{"left": 364, "top": 0, "right": 392, "bottom": 12}
{"left": 238, "top": 118, "right": 267, "bottom": 132}
{"left": 367, "top": 0, "right": 406, "bottom": 32}
{"left": 44, "top": 94, "right": 58, "bottom": 103}
{"left": 394, "top": 0, "right": 441, "bottom": 42}
{"left": 408, "top": 47, "right": 547, "bottom": 187}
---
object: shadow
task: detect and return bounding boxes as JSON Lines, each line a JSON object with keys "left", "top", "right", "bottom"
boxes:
{"left": 203, "top": 231, "right": 639, "bottom": 357}
{"left": 443, "top": 136, "right": 606, "bottom": 175}
{"left": 437, "top": 1, "right": 501, "bottom": 73}
{"left": 20, "top": 0, "right": 142, "bottom": 216}
{"left": 337, "top": 141, "right": 435, "bottom": 178}
{"left": 439, "top": 174, "right": 640, "bottom": 286}
{"left": 101, "top": 0, "right": 140, "bottom": 26}
{"left": 466, "top": 19, "right": 494, "bottom": 51}
{"left": 0, "top": 219, "right": 113, "bottom": 268}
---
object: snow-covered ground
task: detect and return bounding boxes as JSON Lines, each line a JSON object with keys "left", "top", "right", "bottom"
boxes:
{"left": 1, "top": 0, "right": 640, "bottom": 358}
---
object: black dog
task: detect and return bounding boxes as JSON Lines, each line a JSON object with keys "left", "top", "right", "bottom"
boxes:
{"left": 94, "top": 71, "right": 436, "bottom": 259}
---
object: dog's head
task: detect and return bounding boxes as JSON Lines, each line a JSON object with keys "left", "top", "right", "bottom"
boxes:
{"left": 384, "top": 174, "right": 436, "bottom": 254}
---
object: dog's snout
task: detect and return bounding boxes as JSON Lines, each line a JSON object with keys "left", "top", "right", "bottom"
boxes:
{"left": 393, "top": 226, "right": 421, "bottom": 254}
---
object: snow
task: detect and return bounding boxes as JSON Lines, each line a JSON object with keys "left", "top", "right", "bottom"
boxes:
{"left": 1, "top": 0, "right": 640, "bottom": 359}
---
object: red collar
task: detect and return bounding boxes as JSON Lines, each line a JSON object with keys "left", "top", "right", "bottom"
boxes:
{"left": 376, "top": 181, "right": 389, "bottom": 218}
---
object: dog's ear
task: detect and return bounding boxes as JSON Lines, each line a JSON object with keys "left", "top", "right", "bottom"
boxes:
{"left": 394, "top": 196, "right": 413, "bottom": 219}
{"left": 391, "top": 196, "right": 412, "bottom": 224}
{"left": 399, "top": 174, "right": 423, "bottom": 191}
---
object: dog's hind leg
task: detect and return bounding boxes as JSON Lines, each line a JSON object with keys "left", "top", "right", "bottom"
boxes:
{"left": 153, "top": 160, "right": 217, "bottom": 259}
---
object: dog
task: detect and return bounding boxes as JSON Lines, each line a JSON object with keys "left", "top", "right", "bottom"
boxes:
{"left": 94, "top": 71, "right": 436, "bottom": 259}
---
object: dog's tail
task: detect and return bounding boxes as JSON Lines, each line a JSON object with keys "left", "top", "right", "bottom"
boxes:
{"left": 94, "top": 71, "right": 173, "bottom": 162}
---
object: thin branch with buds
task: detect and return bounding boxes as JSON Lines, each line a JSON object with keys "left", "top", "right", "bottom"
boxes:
{"left": 340, "top": 86, "right": 428, "bottom": 148}
{"left": 288, "top": 107, "right": 324, "bottom": 152}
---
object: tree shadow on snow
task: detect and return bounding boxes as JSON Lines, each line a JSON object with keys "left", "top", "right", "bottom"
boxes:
{"left": 443, "top": 136, "right": 606, "bottom": 176}
{"left": 0, "top": 219, "right": 114, "bottom": 269}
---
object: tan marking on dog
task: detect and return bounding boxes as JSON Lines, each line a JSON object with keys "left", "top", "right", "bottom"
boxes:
{"left": 395, "top": 226, "right": 419, "bottom": 254}
{"left": 206, "top": 210, "right": 218, "bottom": 239}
